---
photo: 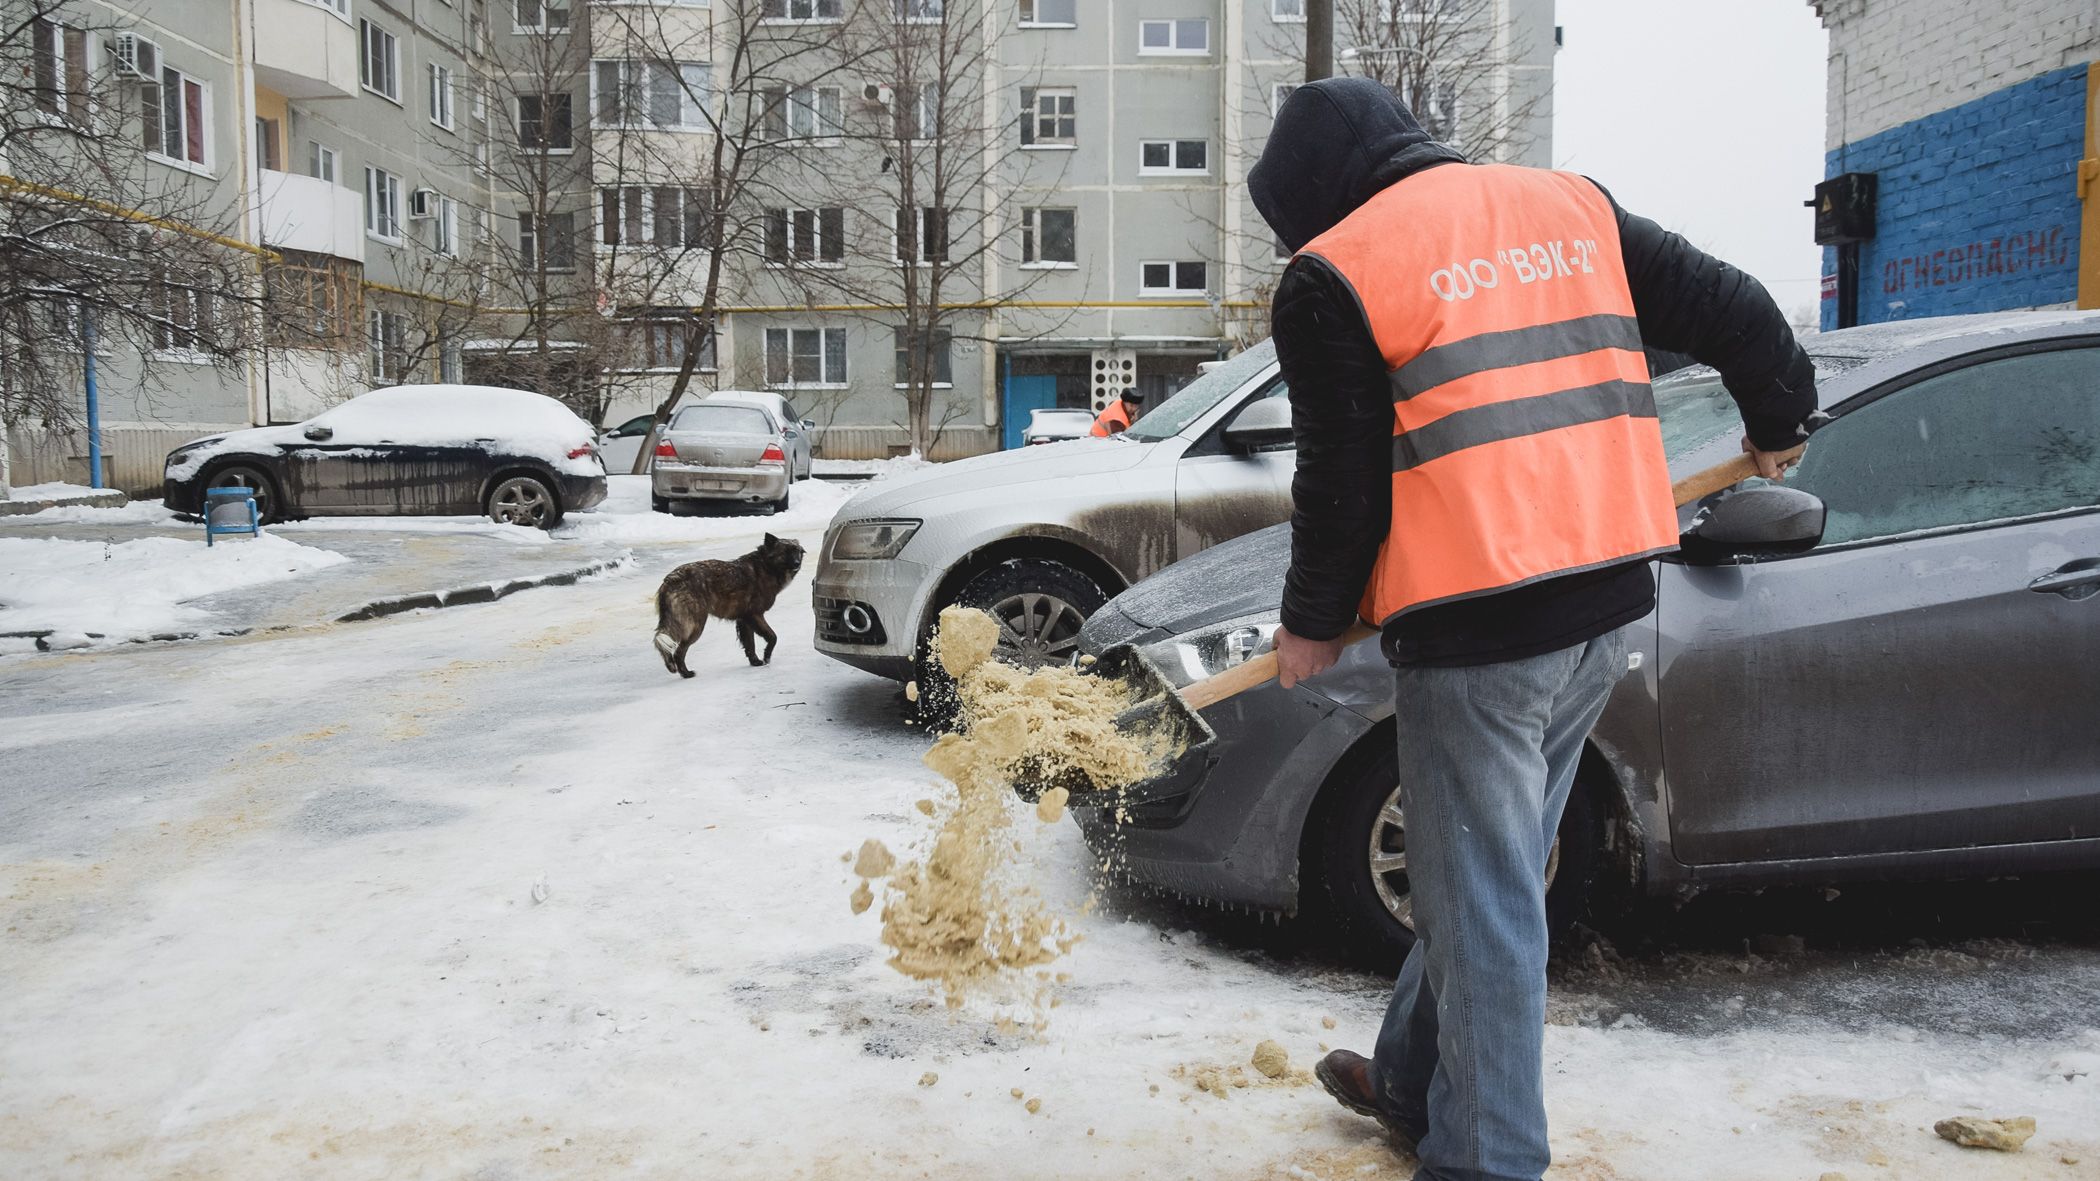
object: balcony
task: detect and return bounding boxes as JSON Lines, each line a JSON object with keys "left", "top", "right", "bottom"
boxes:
{"left": 252, "top": 0, "right": 358, "bottom": 100}
{"left": 258, "top": 169, "right": 364, "bottom": 263}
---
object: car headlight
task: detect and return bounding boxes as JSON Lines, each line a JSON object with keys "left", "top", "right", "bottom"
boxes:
{"left": 830, "top": 519, "right": 922, "bottom": 560}
{"left": 1158, "top": 619, "right": 1280, "bottom": 684}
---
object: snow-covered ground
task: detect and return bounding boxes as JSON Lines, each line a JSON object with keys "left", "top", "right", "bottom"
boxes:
{"left": 2, "top": 523, "right": 2093, "bottom": 1179}
{"left": 0, "top": 532, "right": 348, "bottom": 647}
{"left": 5, "top": 480, "right": 106, "bottom": 502}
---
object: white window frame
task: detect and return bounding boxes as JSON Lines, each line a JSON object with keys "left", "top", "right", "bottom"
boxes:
{"left": 518, "top": 210, "right": 577, "bottom": 271}
{"left": 1138, "top": 138, "right": 1208, "bottom": 175}
{"left": 763, "top": 84, "right": 843, "bottom": 142}
{"left": 1137, "top": 18, "right": 1208, "bottom": 55}
{"left": 513, "top": 0, "right": 572, "bottom": 33}
{"left": 765, "top": 206, "right": 845, "bottom": 267}
{"left": 763, "top": 326, "right": 848, "bottom": 388}
{"left": 1020, "top": 205, "right": 1076, "bottom": 268}
{"left": 364, "top": 166, "right": 403, "bottom": 243}
{"left": 304, "top": 0, "right": 351, "bottom": 18}
{"left": 1139, "top": 259, "right": 1207, "bottom": 296}
{"left": 1017, "top": 0, "right": 1074, "bottom": 27}
{"left": 893, "top": 0, "right": 942, "bottom": 22}
{"left": 429, "top": 63, "right": 455, "bottom": 130}
{"left": 366, "top": 307, "right": 412, "bottom": 384}
{"left": 149, "top": 272, "right": 216, "bottom": 363}
{"left": 359, "top": 19, "right": 399, "bottom": 102}
{"left": 1271, "top": 0, "right": 1305, "bottom": 21}
{"left": 516, "top": 92, "right": 574, "bottom": 151}
{"left": 903, "top": 81, "right": 939, "bottom": 141}
{"left": 308, "top": 141, "right": 340, "bottom": 182}
{"left": 592, "top": 59, "right": 711, "bottom": 130}
{"left": 761, "top": 0, "right": 841, "bottom": 23}
{"left": 145, "top": 65, "right": 213, "bottom": 172}
{"left": 598, "top": 185, "right": 715, "bottom": 251}
{"left": 892, "top": 326, "right": 953, "bottom": 388}
{"left": 434, "top": 195, "right": 460, "bottom": 257}
{"left": 30, "top": 17, "right": 93, "bottom": 126}
{"left": 1019, "top": 86, "right": 1075, "bottom": 148}
{"left": 891, "top": 206, "right": 949, "bottom": 264}
{"left": 627, "top": 318, "right": 717, "bottom": 373}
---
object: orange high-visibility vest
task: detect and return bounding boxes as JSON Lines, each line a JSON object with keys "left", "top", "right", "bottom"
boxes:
{"left": 1298, "top": 163, "right": 1678, "bottom": 626}
{"left": 1089, "top": 400, "right": 1133, "bottom": 436}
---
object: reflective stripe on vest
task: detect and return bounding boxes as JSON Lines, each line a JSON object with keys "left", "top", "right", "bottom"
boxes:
{"left": 1297, "top": 163, "right": 1680, "bottom": 625}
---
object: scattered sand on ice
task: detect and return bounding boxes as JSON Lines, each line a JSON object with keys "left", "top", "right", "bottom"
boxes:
{"left": 1251, "top": 1039, "right": 1291, "bottom": 1079}
{"left": 1175, "top": 1041, "right": 1315, "bottom": 1099}
{"left": 859, "top": 606, "right": 1179, "bottom": 1011}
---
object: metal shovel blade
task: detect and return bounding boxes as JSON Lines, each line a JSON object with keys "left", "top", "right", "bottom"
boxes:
{"left": 1033, "top": 642, "right": 1218, "bottom": 808}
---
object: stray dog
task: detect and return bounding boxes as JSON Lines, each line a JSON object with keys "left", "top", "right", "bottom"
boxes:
{"left": 653, "top": 533, "right": 806, "bottom": 677}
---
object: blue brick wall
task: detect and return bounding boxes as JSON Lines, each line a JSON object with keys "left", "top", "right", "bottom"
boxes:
{"left": 1823, "top": 65, "right": 2086, "bottom": 330}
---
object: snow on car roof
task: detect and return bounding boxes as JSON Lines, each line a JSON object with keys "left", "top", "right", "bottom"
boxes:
{"left": 319, "top": 385, "right": 595, "bottom": 447}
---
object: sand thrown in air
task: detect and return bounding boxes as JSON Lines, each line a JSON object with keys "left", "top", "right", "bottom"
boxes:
{"left": 856, "top": 606, "right": 1182, "bottom": 1010}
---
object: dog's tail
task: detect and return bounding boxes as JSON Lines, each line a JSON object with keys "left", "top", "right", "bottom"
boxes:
{"left": 653, "top": 583, "right": 678, "bottom": 657}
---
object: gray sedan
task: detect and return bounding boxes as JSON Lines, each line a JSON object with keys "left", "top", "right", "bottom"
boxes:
{"left": 1074, "top": 311, "right": 2100, "bottom": 969}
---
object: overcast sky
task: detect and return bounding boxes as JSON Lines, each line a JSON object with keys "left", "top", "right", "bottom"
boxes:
{"left": 1551, "top": 0, "right": 1830, "bottom": 320}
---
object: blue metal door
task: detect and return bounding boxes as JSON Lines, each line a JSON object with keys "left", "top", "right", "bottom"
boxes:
{"left": 1002, "top": 375, "right": 1058, "bottom": 449}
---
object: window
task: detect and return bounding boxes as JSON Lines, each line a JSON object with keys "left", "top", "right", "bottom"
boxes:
{"left": 517, "top": 93, "right": 573, "bottom": 149}
{"left": 1138, "top": 18, "right": 1208, "bottom": 54}
{"left": 144, "top": 67, "right": 210, "bottom": 168}
{"left": 762, "top": 0, "right": 840, "bottom": 20}
{"left": 894, "top": 207, "right": 949, "bottom": 263}
{"left": 1019, "top": 87, "right": 1075, "bottom": 147}
{"left": 631, "top": 318, "right": 717, "bottom": 371}
{"left": 255, "top": 117, "right": 282, "bottom": 170}
{"left": 433, "top": 196, "right": 460, "bottom": 257}
{"left": 429, "top": 64, "right": 455, "bottom": 129}
{"left": 150, "top": 271, "right": 216, "bottom": 357}
{"left": 599, "top": 186, "right": 716, "bottom": 249}
{"left": 367, "top": 308, "right": 413, "bottom": 383}
{"left": 30, "top": 18, "right": 90, "bottom": 126}
{"left": 1787, "top": 348, "right": 2100, "bottom": 547}
{"left": 1415, "top": 80, "right": 1460, "bottom": 141}
{"left": 308, "top": 142, "right": 339, "bottom": 182}
{"left": 359, "top": 19, "right": 398, "bottom": 101}
{"left": 764, "top": 207, "right": 845, "bottom": 264}
{"left": 899, "top": 82, "right": 939, "bottom": 140}
{"left": 1018, "top": 0, "right": 1074, "bottom": 25}
{"left": 514, "top": 0, "right": 571, "bottom": 31}
{"left": 761, "top": 85, "right": 842, "bottom": 141}
{"left": 1272, "top": 0, "right": 1305, "bottom": 19}
{"left": 894, "top": 327, "right": 953, "bottom": 386}
{"left": 594, "top": 60, "right": 711, "bottom": 129}
{"left": 364, "top": 167, "right": 403, "bottom": 240}
{"left": 518, "top": 211, "right": 576, "bottom": 270}
{"left": 309, "top": 0, "right": 350, "bottom": 19}
{"left": 1139, "top": 260, "right": 1207, "bottom": 294}
{"left": 1021, "top": 206, "right": 1075, "bottom": 265}
{"left": 1138, "top": 138, "right": 1207, "bottom": 174}
{"left": 1272, "top": 83, "right": 1297, "bottom": 115}
{"left": 764, "top": 327, "right": 847, "bottom": 386}
{"left": 894, "top": 0, "right": 942, "bottom": 19}
{"left": 264, "top": 251, "right": 358, "bottom": 349}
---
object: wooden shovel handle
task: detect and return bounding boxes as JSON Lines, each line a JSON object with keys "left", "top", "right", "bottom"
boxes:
{"left": 1175, "top": 446, "right": 1804, "bottom": 711}
{"left": 1670, "top": 444, "right": 1805, "bottom": 508}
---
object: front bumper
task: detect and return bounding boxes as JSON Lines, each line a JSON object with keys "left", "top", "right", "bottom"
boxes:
{"left": 810, "top": 550, "right": 934, "bottom": 680}
{"left": 652, "top": 462, "right": 788, "bottom": 503}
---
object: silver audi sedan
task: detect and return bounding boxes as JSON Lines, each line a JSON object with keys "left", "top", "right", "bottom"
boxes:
{"left": 1071, "top": 311, "right": 2100, "bottom": 971}
{"left": 811, "top": 344, "right": 1295, "bottom": 685}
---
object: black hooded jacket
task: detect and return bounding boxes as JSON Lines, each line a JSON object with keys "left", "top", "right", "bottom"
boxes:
{"left": 1251, "top": 79, "right": 1819, "bottom": 666}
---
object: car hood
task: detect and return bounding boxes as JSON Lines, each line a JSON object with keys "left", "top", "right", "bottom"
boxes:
{"left": 1098, "top": 522, "right": 1290, "bottom": 641}
{"left": 835, "top": 437, "right": 1155, "bottom": 518}
{"left": 164, "top": 424, "right": 304, "bottom": 481}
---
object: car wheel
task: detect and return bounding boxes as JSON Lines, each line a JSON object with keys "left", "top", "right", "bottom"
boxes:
{"left": 1311, "top": 738, "right": 1603, "bottom": 975}
{"left": 205, "top": 463, "right": 282, "bottom": 524}
{"left": 487, "top": 475, "right": 562, "bottom": 529}
{"left": 769, "top": 486, "right": 791, "bottom": 514}
{"left": 652, "top": 495, "right": 672, "bottom": 514}
{"left": 915, "top": 558, "right": 1109, "bottom": 724}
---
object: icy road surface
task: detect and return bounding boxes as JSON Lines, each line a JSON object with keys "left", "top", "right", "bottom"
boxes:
{"left": 1, "top": 525, "right": 2095, "bottom": 1179}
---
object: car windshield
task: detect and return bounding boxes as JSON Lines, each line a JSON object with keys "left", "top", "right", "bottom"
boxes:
{"left": 673, "top": 405, "right": 775, "bottom": 434}
{"left": 1654, "top": 350, "right": 1870, "bottom": 456}
{"left": 1121, "top": 342, "right": 1278, "bottom": 441}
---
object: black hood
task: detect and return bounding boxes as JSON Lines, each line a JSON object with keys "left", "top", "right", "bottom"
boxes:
{"left": 1250, "top": 77, "right": 1468, "bottom": 254}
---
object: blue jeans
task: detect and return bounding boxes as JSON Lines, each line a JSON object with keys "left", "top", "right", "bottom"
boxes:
{"left": 1372, "top": 626, "right": 1629, "bottom": 1181}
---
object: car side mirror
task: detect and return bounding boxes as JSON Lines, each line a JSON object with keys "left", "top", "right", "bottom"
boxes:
{"left": 1679, "top": 484, "right": 1827, "bottom": 566}
{"left": 1222, "top": 398, "right": 1292, "bottom": 452}
{"left": 303, "top": 424, "right": 333, "bottom": 441}
{"left": 801, "top": 418, "right": 816, "bottom": 430}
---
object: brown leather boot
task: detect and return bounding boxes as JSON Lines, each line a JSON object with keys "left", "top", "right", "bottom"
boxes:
{"left": 1314, "top": 1049, "right": 1423, "bottom": 1154}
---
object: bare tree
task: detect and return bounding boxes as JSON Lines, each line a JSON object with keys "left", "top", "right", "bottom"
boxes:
{"left": 1330, "top": 0, "right": 1545, "bottom": 165}
{"left": 1, "top": 0, "right": 262, "bottom": 486}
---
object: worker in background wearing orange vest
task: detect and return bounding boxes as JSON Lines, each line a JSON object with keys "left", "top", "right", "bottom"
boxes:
{"left": 1088, "top": 389, "right": 1144, "bottom": 436}
{"left": 1249, "top": 80, "right": 1819, "bottom": 1181}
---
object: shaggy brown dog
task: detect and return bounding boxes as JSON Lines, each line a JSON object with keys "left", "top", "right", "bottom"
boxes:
{"left": 652, "top": 533, "right": 806, "bottom": 677}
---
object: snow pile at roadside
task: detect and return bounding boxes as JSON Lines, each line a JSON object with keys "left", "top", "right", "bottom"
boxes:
{"left": 555, "top": 474, "right": 850, "bottom": 543}
{"left": 0, "top": 533, "right": 347, "bottom": 644}
{"left": 274, "top": 516, "right": 554, "bottom": 544}
{"left": 6, "top": 481, "right": 104, "bottom": 502}
{"left": 814, "top": 454, "right": 936, "bottom": 480}
{"left": 22, "top": 498, "right": 179, "bottom": 525}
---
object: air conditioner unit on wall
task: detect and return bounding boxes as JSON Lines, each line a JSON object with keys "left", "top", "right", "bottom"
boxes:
{"left": 861, "top": 82, "right": 895, "bottom": 108}
{"left": 111, "top": 32, "right": 161, "bottom": 80}
{"left": 408, "top": 189, "right": 439, "bottom": 219}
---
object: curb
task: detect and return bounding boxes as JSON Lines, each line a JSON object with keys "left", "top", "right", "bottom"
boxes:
{"left": 333, "top": 555, "right": 634, "bottom": 622}
{"left": 0, "top": 490, "right": 130, "bottom": 517}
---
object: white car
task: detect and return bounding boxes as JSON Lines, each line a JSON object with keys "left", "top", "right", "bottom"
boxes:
{"left": 599, "top": 392, "right": 816, "bottom": 480}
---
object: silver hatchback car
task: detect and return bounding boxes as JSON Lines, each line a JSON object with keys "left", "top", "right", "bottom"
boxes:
{"left": 811, "top": 344, "right": 1294, "bottom": 683}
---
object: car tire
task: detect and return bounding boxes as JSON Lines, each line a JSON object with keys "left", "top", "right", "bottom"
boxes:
{"left": 1310, "top": 737, "right": 1604, "bottom": 976}
{"left": 204, "top": 463, "right": 283, "bottom": 524}
{"left": 768, "top": 486, "right": 791, "bottom": 514}
{"left": 651, "top": 495, "right": 672, "bottom": 514}
{"left": 487, "top": 475, "right": 562, "bottom": 529}
{"left": 914, "top": 558, "right": 1109, "bottom": 725}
